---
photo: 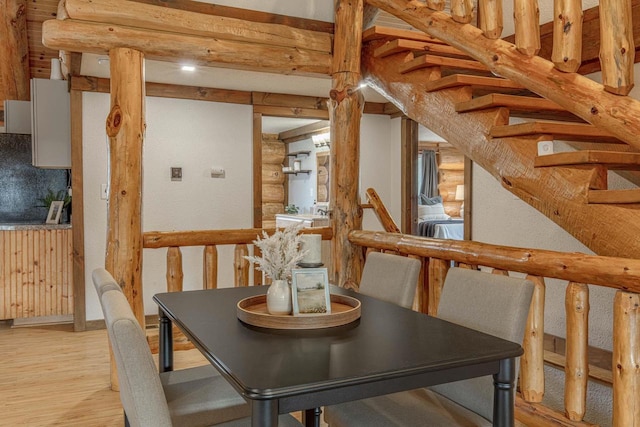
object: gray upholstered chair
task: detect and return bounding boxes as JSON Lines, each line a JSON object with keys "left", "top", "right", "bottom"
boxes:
{"left": 324, "top": 267, "right": 535, "bottom": 427}
{"left": 358, "top": 252, "right": 422, "bottom": 308}
{"left": 92, "top": 268, "right": 301, "bottom": 427}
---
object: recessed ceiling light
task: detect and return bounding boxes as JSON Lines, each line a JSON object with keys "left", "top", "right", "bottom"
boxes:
{"left": 181, "top": 65, "right": 196, "bottom": 72}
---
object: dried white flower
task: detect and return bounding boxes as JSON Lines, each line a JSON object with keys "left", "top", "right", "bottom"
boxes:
{"left": 245, "top": 224, "right": 307, "bottom": 281}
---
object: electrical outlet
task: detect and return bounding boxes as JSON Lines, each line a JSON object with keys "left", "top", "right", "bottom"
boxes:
{"left": 101, "top": 184, "right": 108, "bottom": 200}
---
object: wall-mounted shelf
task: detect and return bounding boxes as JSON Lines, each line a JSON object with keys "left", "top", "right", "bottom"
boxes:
{"left": 286, "top": 151, "right": 311, "bottom": 158}
{"left": 283, "top": 170, "right": 312, "bottom": 175}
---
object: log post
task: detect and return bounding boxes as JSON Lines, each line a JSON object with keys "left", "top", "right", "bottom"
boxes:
{"left": 428, "top": 258, "right": 449, "bottom": 316}
{"left": 521, "top": 275, "right": 546, "bottom": 402}
{"left": 451, "top": 0, "right": 474, "bottom": 24}
{"left": 0, "top": 0, "right": 30, "bottom": 100}
{"left": 166, "top": 247, "right": 183, "bottom": 293}
{"left": 564, "top": 281, "right": 589, "bottom": 421}
{"left": 234, "top": 244, "right": 249, "bottom": 287}
{"left": 203, "top": 245, "right": 218, "bottom": 289}
{"left": 613, "top": 290, "right": 640, "bottom": 427}
{"left": 329, "top": 0, "right": 365, "bottom": 288}
{"left": 599, "top": 0, "right": 635, "bottom": 95}
{"left": 513, "top": 0, "right": 540, "bottom": 56}
{"left": 105, "top": 47, "right": 145, "bottom": 390}
{"left": 552, "top": 0, "right": 583, "bottom": 72}
{"left": 478, "top": 0, "right": 503, "bottom": 39}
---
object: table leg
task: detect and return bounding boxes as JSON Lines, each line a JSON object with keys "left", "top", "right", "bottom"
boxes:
{"left": 493, "top": 357, "right": 516, "bottom": 427}
{"left": 251, "top": 400, "right": 278, "bottom": 427}
{"left": 302, "top": 407, "right": 322, "bottom": 427}
{"left": 158, "top": 308, "right": 173, "bottom": 373}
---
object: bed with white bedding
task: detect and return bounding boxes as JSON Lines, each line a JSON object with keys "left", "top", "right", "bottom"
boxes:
{"left": 417, "top": 203, "right": 464, "bottom": 240}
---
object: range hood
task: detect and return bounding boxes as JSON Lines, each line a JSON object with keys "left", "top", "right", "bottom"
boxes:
{"left": 2, "top": 100, "right": 32, "bottom": 134}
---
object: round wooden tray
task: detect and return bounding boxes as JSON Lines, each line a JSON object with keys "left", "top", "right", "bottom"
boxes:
{"left": 237, "top": 294, "right": 361, "bottom": 330}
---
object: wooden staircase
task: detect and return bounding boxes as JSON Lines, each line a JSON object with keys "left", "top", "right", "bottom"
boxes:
{"left": 361, "top": 25, "right": 640, "bottom": 259}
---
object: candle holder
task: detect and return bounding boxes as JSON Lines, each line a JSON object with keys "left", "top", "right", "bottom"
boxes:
{"left": 298, "top": 234, "right": 323, "bottom": 268}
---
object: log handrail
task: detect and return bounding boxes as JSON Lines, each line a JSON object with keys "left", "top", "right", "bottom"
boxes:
{"left": 349, "top": 230, "right": 639, "bottom": 426}
{"left": 143, "top": 227, "right": 333, "bottom": 288}
{"left": 348, "top": 230, "right": 640, "bottom": 291}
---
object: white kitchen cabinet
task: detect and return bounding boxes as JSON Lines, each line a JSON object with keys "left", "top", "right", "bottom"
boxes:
{"left": 31, "top": 78, "right": 71, "bottom": 168}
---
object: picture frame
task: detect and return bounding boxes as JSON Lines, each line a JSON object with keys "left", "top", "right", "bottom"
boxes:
{"left": 46, "top": 201, "right": 64, "bottom": 224}
{"left": 291, "top": 268, "right": 331, "bottom": 315}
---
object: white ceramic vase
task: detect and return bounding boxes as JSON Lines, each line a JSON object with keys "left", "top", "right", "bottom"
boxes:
{"left": 267, "top": 279, "right": 292, "bottom": 315}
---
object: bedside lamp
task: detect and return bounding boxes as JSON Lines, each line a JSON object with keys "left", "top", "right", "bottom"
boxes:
{"left": 455, "top": 184, "right": 465, "bottom": 217}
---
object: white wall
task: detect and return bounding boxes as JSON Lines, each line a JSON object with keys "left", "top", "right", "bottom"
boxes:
{"left": 83, "top": 93, "right": 253, "bottom": 320}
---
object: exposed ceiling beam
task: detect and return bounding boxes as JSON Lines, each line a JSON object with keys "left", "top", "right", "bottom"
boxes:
{"left": 64, "top": 0, "right": 332, "bottom": 54}
{"left": 0, "top": 0, "right": 30, "bottom": 100}
{"left": 130, "top": 0, "right": 334, "bottom": 33}
{"left": 70, "top": 75, "right": 394, "bottom": 116}
{"left": 43, "top": 19, "right": 332, "bottom": 77}
{"left": 279, "top": 120, "right": 330, "bottom": 143}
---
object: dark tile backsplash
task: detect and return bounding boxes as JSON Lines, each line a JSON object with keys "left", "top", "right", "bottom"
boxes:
{"left": 0, "top": 134, "right": 68, "bottom": 223}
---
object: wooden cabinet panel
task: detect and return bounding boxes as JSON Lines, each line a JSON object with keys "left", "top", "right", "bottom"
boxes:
{"left": 0, "top": 228, "right": 73, "bottom": 319}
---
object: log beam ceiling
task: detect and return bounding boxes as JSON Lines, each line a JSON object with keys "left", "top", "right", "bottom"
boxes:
{"left": 69, "top": 75, "right": 397, "bottom": 117}
{"left": 43, "top": 0, "right": 332, "bottom": 78}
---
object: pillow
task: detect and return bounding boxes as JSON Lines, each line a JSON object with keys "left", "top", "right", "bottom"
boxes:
{"left": 419, "top": 213, "right": 451, "bottom": 221}
{"left": 420, "top": 195, "right": 442, "bottom": 205}
{"left": 418, "top": 203, "right": 446, "bottom": 217}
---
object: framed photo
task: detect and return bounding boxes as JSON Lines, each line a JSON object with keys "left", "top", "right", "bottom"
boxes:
{"left": 291, "top": 268, "right": 331, "bottom": 315}
{"left": 46, "top": 201, "right": 64, "bottom": 224}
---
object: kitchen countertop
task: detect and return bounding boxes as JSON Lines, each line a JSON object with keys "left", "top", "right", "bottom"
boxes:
{"left": 0, "top": 223, "right": 72, "bottom": 231}
{"left": 275, "top": 214, "right": 329, "bottom": 220}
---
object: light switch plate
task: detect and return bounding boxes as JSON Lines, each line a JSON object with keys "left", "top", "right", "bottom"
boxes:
{"left": 171, "top": 167, "right": 182, "bottom": 181}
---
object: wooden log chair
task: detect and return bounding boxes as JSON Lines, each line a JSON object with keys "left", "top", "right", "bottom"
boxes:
{"left": 358, "top": 252, "right": 422, "bottom": 308}
{"left": 324, "top": 267, "right": 534, "bottom": 426}
{"left": 92, "top": 268, "right": 302, "bottom": 427}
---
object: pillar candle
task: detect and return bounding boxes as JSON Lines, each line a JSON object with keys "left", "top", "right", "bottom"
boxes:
{"left": 300, "top": 234, "right": 322, "bottom": 264}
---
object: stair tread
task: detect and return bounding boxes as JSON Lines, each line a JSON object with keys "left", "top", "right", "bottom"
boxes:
{"left": 588, "top": 189, "right": 640, "bottom": 204}
{"left": 375, "top": 39, "right": 468, "bottom": 58}
{"left": 456, "top": 93, "right": 564, "bottom": 113}
{"left": 535, "top": 150, "right": 640, "bottom": 169}
{"left": 362, "top": 26, "right": 445, "bottom": 44}
{"left": 426, "top": 74, "right": 526, "bottom": 93}
{"left": 491, "top": 122, "right": 625, "bottom": 143}
{"left": 400, "top": 54, "right": 489, "bottom": 74}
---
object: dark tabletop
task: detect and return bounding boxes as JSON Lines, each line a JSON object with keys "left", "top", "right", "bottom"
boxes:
{"left": 153, "top": 286, "right": 522, "bottom": 407}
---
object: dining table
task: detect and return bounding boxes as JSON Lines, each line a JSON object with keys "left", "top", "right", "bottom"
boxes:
{"left": 153, "top": 285, "right": 523, "bottom": 427}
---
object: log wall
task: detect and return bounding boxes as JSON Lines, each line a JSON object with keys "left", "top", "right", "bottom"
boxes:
{"left": 261, "top": 134, "right": 285, "bottom": 228}
{"left": 0, "top": 228, "right": 73, "bottom": 319}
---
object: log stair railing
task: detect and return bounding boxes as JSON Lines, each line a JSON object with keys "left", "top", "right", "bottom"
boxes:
{"left": 361, "top": 22, "right": 640, "bottom": 260}
{"left": 142, "top": 227, "right": 332, "bottom": 353}
{"left": 350, "top": 229, "right": 640, "bottom": 427}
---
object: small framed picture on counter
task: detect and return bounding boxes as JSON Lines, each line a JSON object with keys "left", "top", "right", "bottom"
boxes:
{"left": 291, "top": 268, "right": 331, "bottom": 315}
{"left": 46, "top": 201, "right": 64, "bottom": 224}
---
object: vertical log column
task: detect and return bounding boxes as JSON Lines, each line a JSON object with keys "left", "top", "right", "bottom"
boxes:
{"left": 552, "top": 0, "right": 583, "bottom": 72}
{"left": 478, "top": 0, "right": 503, "bottom": 39}
{"left": 0, "top": 0, "right": 30, "bottom": 100}
{"left": 520, "top": 275, "right": 546, "bottom": 402}
{"left": 600, "top": 0, "right": 635, "bottom": 95}
{"left": 329, "top": 0, "right": 365, "bottom": 288}
{"left": 564, "top": 282, "right": 589, "bottom": 421}
{"left": 105, "top": 47, "right": 145, "bottom": 389}
{"left": 514, "top": 0, "right": 541, "bottom": 56}
{"left": 613, "top": 290, "right": 640, "bottom": 427}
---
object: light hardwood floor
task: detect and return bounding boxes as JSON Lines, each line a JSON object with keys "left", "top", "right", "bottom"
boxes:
{"left": 0, "top": 321, "right": 325, "bottom": 426}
